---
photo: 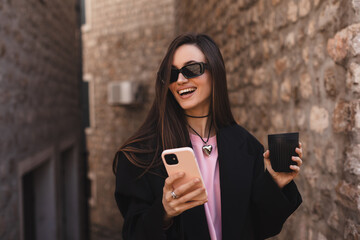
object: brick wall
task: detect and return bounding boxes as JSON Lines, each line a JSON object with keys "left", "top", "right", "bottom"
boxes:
{"left": 0, "top": 0, "right": 83, "bottom": 239}
{"left": 81, "top": 0, "right": 176, "bottom": 238}
{"left": 176, "top": 0, "right": 360, "bottom": 239}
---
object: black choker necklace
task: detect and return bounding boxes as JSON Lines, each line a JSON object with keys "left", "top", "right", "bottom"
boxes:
{"left": 188, "top": 119, "right": 213, "bottom": 156}
{"left": 184, "top": 113, "right": 210, "bottom": 118}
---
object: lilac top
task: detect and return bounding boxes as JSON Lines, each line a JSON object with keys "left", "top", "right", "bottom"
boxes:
{"left": 190, "top": 133, "right": 222, "bottom": 240}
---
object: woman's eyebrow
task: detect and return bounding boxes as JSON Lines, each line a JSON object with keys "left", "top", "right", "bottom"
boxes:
{"left": 184, "top": 60, "right": 197, "bottom": 65}
{"left": 172, "top": 60, "right": 198, "bottom": 68}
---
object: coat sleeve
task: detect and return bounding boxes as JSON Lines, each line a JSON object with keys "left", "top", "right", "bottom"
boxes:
{"left": 250, "top": 144, "right": 302, "bottom": 239}
{"left": 114, "top": 152, "right": 179, "bottom": 240}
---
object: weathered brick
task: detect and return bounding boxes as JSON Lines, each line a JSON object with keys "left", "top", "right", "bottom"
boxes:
{"left": 336, "top": 181, "right": 360, "bottom": 211}
{"left": 344, "top": 219, "right": 360, "bottom": 239}
{"left": 299, "top": 72, "right": 312, "bottom": 99}
{"left": 299, "top": 0, "right": 311, "bottom": 17}
{"left": 303, "top": 166, "right": 319, "bottom": 188}
{"left": 344, "top": 144, "right": 360, "bottom": 176}
{"left": 253, "top": 88, "right": 267, "bottom": 106}
{"left": 324, "top": 65, "right": 342, "bottom": 97}
{"left": 262, "top": 40, "right": 270, "bottom": 59}
{"left": 327, "top": 23, "right": 360, "bottom": 62}
{"left": 252, "top": 67, "right": 266, "bottom": 86}
{"left": 233, "top": 107, "right": 248, "bottom": 126}
{"left": 229, "top": 91, "right": 245, "bottom": 106}
{"left": 327, "top": 34, "right": 348, "bottom": 63}
{"left": 287, "top": 0, "right": 298, "bottom": 23}
{"left": 296, "top": 108, "right": 306, "bottom": 128}
{"left": 353, "top": 0, "right": 360, "bottom": 21}
{"left": 275, "top": 56, "right": 288, "bottom": 75}
{"left": 352, "top": 100, "right": 360, "bottom": 130}
{"left": 332, "top": 101, "right": 352, "bottom": 133}
{"left": 271, "top": 80, "right": 279, "bottom": 104}
{"left": 347, "top": 62, "right": 360, "bottom": 95}
{"left": 318, "top": 1, "right": 340, "bottom": 30}
{"left": 310, "top": 106, "right": 329, "bottom": 134}
{"left": 272, "top": 0, "right": 281, "bottom": 6}
{"left": 351, "top": 34, "right": 360, "bottom": 56}
{"left": 280, "top": 76, "right": 292, "bottom": 102}
{"left": 327, "top": 209, "right": 340, "bottom": 230}
{"left": 271, "top": 111, "right": 285, "bottom": 130}
{"left": 317, "top": 232, "right": 328, "bottom": 240}
{"left": 302, "top": 46, "right": 309, "bottom": 63}
{"left": 275, "top": 5, "right": 288, "bottom": 28}
{"left": 285, "top": 32, "right": 296, "bottom": 49}
{"left": 307, "top": 19, "right": 316, "bottom": 37}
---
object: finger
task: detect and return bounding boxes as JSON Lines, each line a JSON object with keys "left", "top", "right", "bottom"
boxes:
{"left": 164, "top": 172, "right": 185, "bottom": 191}
{"left": 264, "top": 158, "right": 275, "bottom": 173}
{"left": 165, "top": 178, "right": 202, "bottom": 202}
{"left": 263, "top": 150, "right": 270, "bottom": 159}
{"left": 292, "top": 156, "right": 303, "bottom": 166}
{"left": 165, "top": 190, "right": 178, "bottom": 202}
{"left": 174, "top": 199, "right": 207, "bottom": 215}
{"left": 178, "top": 187, "right": 207, "bottom": 203}
{"left": 173, "top": 178, "right": 202, "bottom": 197}
{"left": 264, "top": 158, "right": 271, "bottom": 169}
{"left": 290, "top": 165, "right": 300, "bottom": 173}
{"left": 295, "top": 147, "right": 303, "bottom": 158}
{"left": 165, "top": 190, "right": 207, "bottom": 217}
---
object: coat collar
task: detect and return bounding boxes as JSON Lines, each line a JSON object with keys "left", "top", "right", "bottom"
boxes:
{"left": 217, "top": 124, "right": 255, "bottom": 238}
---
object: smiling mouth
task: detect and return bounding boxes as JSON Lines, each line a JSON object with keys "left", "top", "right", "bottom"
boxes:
{"left": 178, "top": 87, "right": 197, "bottom": 96}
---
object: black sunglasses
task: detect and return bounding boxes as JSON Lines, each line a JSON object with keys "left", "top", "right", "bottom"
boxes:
{"left": 170, "top": 62, "right": 209, "bottom": 83}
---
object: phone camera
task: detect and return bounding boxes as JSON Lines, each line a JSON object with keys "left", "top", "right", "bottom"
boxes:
{"left": 164, "top": 154, "right": 178, "bottom": 165}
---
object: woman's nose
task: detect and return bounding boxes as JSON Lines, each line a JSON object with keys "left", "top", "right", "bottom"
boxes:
{"left": 176, "top": 73, "right": 188, "bottom": 84}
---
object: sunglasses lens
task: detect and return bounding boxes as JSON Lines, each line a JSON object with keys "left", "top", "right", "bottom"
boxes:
{"left": 170, "top": 69, "right": 179, "bottom": 83}
{"left": 182, "top": 63, "right": 202, "bottom": 78}
{"left": 169, "top": 63, "right": 205, "bottom": 83}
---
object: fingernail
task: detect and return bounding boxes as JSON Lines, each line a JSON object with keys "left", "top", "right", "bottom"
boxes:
{"left": 194, "top": 178, "right": 200, "bottom": 183}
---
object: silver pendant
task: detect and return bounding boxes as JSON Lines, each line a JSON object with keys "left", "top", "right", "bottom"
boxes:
{"left": 202, "top": 145, "right": 212, "bottom": 156}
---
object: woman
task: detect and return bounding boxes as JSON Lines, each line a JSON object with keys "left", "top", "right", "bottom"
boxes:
{"left": 114, "top": 33, "right": 303, "bottom": 240}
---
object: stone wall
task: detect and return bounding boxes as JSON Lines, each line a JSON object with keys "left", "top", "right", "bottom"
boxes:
{"left": 176, "top": 0, "right": 360, "bottom": 239}
{"left": 81, "top": 0, "right": 176, "bottom": 238}
{"left": 0, "top": 0, "right": 83, "bottom": 239}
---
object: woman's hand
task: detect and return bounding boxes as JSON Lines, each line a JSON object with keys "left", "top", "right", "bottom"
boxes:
{"left": 162, "top": 172, "right": 207, "bottom": 225}
{"left": 264, "top": 142, "right": 303, "bottom": 189}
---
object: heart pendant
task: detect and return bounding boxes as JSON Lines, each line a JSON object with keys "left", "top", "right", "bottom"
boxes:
{"left": 202, "top": 145, "right": 212, "bottom": 156}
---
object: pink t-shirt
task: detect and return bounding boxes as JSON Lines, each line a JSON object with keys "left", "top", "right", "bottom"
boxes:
{"left": 190, "top": 133, "right": 222, "bottom": 240}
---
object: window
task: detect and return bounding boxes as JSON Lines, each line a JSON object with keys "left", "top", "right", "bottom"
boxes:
{"left": 82, "top": 81, "right": 90, "bottom": 128}
{"left": 21, "top": 159, "right": 56, "bottom": 240}
{"left": 81, "top": 0, "right": 91, "bottom": 31}
{"left": 18, "top": 139, "right": 83, "bottom": 240}
{"left": 59, "top": 147, "right": 80, "bottom": 240}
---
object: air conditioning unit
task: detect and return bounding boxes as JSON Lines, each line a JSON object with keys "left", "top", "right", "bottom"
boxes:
{"left": 108, "top": 81, "right": 144, "bottom": 106}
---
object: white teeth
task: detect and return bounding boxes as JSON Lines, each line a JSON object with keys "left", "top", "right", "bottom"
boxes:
{"left": 179, "top": 88, "right": 196, "bottom": 95}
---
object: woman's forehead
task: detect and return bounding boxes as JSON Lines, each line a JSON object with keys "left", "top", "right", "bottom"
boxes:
{"left": 172, "top": 44, "right": 206, "bottom": 68}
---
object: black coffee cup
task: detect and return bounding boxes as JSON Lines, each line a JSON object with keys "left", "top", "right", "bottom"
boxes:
{"left": 268, "top": 132, "right": 299, "bottom": 172}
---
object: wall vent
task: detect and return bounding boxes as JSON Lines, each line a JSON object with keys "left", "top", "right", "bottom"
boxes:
{"left": 108, "top": 81, "right": 144, "bottom": 106}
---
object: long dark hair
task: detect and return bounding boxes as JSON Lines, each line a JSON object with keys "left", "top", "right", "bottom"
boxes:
{"left": 113, "top": 33, "right": 235, "bottom": 175}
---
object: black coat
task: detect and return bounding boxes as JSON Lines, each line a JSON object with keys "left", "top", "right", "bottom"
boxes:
{"left": 115, "top": 124, "right": 302, "bottom": 239}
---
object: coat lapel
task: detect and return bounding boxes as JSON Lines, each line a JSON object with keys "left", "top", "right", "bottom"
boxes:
{"left": 180, "top": 142, "right": 211, "bottom": 239}
{"left": 182, "top": 204, "right": 211, "bottom": 239}
{"left": 217, "top": 126, "right": 255, "bottom": 239}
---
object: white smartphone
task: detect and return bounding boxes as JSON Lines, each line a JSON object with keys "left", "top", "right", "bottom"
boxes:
{"left": 161, "top": 147, "right": 207, "bottom": 200}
